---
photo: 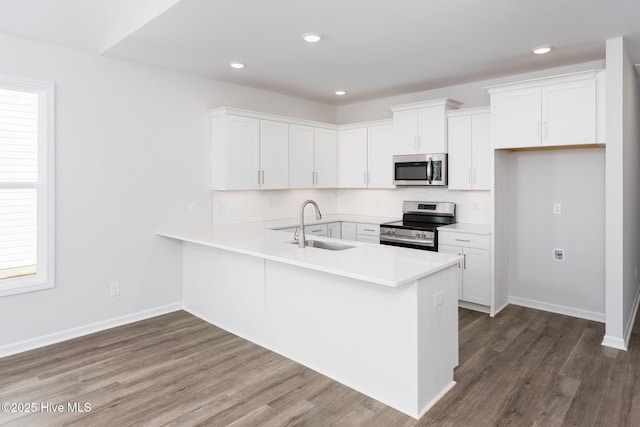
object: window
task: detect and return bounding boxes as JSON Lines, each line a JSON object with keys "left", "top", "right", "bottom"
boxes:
{"left": 0, "top": 77, "right": 54, "bottom": 296}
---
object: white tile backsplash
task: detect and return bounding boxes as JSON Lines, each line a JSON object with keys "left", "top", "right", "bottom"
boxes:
{"left": 213, "top": 188, "right": 490, "bottom": 225}
{"left": 213, "top": 189, "right": 338, "bottom": 225}
{"left": 336, "top": 188, "right": 491, "bottom": 224}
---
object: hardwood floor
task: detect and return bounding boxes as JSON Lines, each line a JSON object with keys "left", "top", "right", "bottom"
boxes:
{"left": 1, "top": 305, "right": 639, "bottom": 426}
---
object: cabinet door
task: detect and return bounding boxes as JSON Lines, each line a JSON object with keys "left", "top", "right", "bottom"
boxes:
{"left": 338, "top": 128, "right": 368, "bottom": 188}
{"left": 542, "top": 79, "right": 597, "bottom": 147}
{"left": 471, "top": 113, "right": 491, "bottom": 190}
{"left": 289, "top": 124, "right": 314, "bottom": 188}
{"left": 447, "top": 115, "right": 473, "bottom": 190}
{"left": 259, "top": 120, "right": 289, "bottom": 189}
{"left": 438, "top": 244, "right": 463, "bottom": 299}
{"left": 417, "top": 107, "right": 447, "bottom": 153}
{"left": 341, "top": 222, "right": 357, "bottom": 241}
{"left": 461, "top": 247, "right": 490, "bottom": 306}
{"left": 393, "top": 110, "right": 418, "bottom": 154}
{"left": 492, "top": 88, "right": 541, "bottom": 149}
{"left": 314, "top": 128, "right": 338, "bottom": 188}
{"left": 367, "top": 124, "right": 395, "bottom": 188}
{"left": 327, "top": 222, "right": 341, "bottom": 239}
{"left": 218, "top": 115, "right": 260, "bottom": 190}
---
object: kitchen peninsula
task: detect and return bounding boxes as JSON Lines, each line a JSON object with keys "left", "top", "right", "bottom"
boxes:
{"left": 158, "top": 214, "right": 461, "bottom": 419}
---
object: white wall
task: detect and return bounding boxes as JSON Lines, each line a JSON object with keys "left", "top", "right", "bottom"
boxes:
{"left": 0, "top": 33, "right": 335, "bottom": 355}
{"left": 603, "top": 37, "right": 640, "bottom": 349}
{"left": 507, "top": 149, "right": 606, "bottom": 320}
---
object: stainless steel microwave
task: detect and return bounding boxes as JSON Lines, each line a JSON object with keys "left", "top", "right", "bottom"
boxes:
{"left": 393, "top": 153, "right": 447, "bottom": 186}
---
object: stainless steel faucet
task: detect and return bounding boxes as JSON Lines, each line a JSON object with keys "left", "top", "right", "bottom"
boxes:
{"left": 297, "top": 199, "right": 323, "bottom": 248}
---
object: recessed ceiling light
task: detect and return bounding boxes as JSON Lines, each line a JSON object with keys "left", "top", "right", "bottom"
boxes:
{"left": 302, "top": 33, "right": 322, "bottom": 43}
{"left": 335, "top": 90, "right": 347, "bottom": 96}
{"left": 230, "top": 62, "right": 245, "bottom": 69}
{"left": 533, "top": 46, "right": 551, "bottom": 55}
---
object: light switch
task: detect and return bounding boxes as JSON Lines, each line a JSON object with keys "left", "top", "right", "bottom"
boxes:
{"left": 188, "top": 202, "right": 196, "bottom": 214}
{"left": 553, "top": 203, "right": 561, "bottom": 215}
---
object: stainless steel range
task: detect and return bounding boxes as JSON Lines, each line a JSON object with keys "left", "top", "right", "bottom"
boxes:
{"left": 380, "top": 201, "right": 456, "bottom": 251}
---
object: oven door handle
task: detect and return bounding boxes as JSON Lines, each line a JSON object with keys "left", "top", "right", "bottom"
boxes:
{"left": 426, "top": 157, "right": 433, "bottom": 184}
{"left": 380, "top": 235, "right": 434, "bottom": 246}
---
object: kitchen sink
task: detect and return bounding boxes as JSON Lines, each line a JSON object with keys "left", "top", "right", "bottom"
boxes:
{"left": 290, "top": 240, "right": 355, "bottom": 251}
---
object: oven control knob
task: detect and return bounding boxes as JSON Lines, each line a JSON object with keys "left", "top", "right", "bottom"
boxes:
{"left": 416, "top": 231, "right": 423, "bottom": 238}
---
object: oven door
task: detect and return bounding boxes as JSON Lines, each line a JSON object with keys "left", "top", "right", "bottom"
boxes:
{"left": 393, "top": 154, "right": 447, "bottom": 186}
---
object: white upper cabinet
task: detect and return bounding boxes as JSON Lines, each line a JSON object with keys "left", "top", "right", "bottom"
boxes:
{"left": 289, "top": 125, "right": 337, "bottom": 188}
{"left": 390, "top": 99, "right": 462, "bottom": 154}
{"left": 289, "top": 124, "right": 315, "bottom": 188}
{"left": 366, "top": 124, "right": 394, "bottom": 188}
{"left": 313, "top": 128, "right": 338, "bottom": 188}
{"left": 339, "top": 127, "right": 368, "bottom": 188}
{"left": 447, "top": 108, "right": 491, "bottom": 190}
{"left": 487, "top": 70, "right": 605, "bottom": 149}
{"left": 211, "top": 108, "right": 338, "bottom": 190}
{"left": 259, "top": 120, "right": 289, "bottom": 189}
{"left": 338, "top": 122, "right": 394, "bottom": 189}
{"left": 212, "top": 114, "right": 260, "bottom": 190}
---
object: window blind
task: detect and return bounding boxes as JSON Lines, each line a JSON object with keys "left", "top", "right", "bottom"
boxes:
{"left": 0, "top": 88, "right": 38, "bottom": 278}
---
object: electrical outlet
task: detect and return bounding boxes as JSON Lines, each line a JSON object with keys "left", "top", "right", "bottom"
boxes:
{"left": 434, "top": 291, "right": 444, "bottom": 308}
{"left": 553, "top": 249, "right": 565, "bottom": 262}
{"left": 553, "top": 203, "right": 562, "bottom": 215}
{"left": 187, "top": 202, "right": 196, "bottom": 214}
{"left": 110, "top": 282, "right": 120, "bottom": 297}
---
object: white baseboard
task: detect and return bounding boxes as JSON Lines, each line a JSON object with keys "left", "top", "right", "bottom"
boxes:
{"left": 601, "top": 335, "right": 627, "bottom": 350}
{"left": 509, "top": 296, "right": 605, "bottom": 323}
{"left": 0, "top": 303, "right": 183, "bottom": 358}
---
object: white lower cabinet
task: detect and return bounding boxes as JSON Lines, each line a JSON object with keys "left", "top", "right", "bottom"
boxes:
{"left": 356, "top": 223, "right": 380, "bottom": 243}
{"left": 340, "top": 222, "right": 357, "bottom": 241}
{"left": 438, "top": 230, "right": 490, "bottom": 308}
{"left": 341, "top": 222, "right": 380, "bottom": 243}
{"left": 327, "top": 222, "right": 341, "bottom": 239}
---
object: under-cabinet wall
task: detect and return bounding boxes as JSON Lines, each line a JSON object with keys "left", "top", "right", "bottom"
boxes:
{"left": 501, "top": 148, "right": 606, "bottom": 321}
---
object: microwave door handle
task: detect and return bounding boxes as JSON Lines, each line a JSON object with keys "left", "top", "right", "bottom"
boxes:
{"left": 426, "top": 157, "right": 433, "bottom": 184}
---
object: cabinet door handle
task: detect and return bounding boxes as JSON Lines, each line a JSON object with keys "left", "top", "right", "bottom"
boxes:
{"left": 315, "top": 171, "right": 318, "bottom": 184}
{"left": 454, "top": 238, "right": 471, "bottom": 242}
{"left": 463, "top": 253, "right": 467, "bottom": 269}
{"left": 261, "top": 170, "right": 265, "bottom": 184}
{"left": 363, "top": 228, "right": 376, "bottom": 232}
{"left": 258, "top": 170, "right": 261, "bottom": 185}
{"left": 537, "top": 121, "right": 541, "bottom": 140}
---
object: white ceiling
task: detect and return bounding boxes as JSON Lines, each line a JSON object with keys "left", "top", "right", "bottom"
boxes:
{"left": 1, "top": 0, "right": 639, "bottom": 104}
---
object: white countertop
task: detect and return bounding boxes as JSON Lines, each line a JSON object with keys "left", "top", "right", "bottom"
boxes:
{"left": 158, "top": 214, "right": 461, "bottom": 288}
{"left": 438, "top": 223, "right": 491, "bottom": 235}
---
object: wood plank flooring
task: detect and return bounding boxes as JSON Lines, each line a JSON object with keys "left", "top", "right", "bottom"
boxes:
{"left": 1, "top": 305, "right": 639, "bottom": 426}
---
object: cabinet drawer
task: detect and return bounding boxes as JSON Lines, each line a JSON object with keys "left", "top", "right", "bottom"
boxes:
{"left": 357, "top": 234, "right": 380, "bottom": 244}
{"left": 438, "top": 231, "right": 489, "bottom": 249}
{"left": 305, "top": 224, "right": 328, "bottom": 236}
{"left": 356, "top": 223, "right": 379, "bottom": 236}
